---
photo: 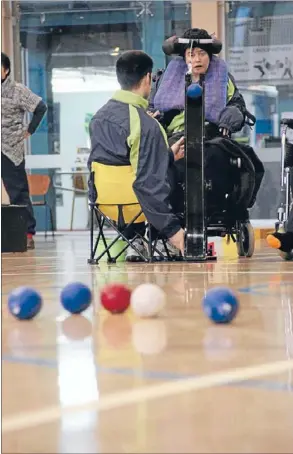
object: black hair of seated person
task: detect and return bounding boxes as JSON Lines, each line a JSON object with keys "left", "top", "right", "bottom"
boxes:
{"left": 116, "top": 50, "right": 153, "bottom": 90}
{"left": 181, "top": 28, "right": 213, "bottom": 60}
{"left": 1, "top": 52, "right": 11, "bottom": 76}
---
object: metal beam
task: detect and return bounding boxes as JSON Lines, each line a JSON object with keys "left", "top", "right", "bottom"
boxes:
{"left": 12, "top": 1, "right": 22, "bottom": 82}
{"left": 2, "top": 1, "right": 14, "bottom": 58}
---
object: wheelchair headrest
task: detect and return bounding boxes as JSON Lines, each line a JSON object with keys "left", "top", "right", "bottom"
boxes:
{"left": 162, "top": 35, "right": 222, "bottom": 57}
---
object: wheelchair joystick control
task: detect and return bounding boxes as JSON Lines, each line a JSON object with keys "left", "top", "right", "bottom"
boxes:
{"left": 230, "top": 157, "right": 241, "bottom": 168}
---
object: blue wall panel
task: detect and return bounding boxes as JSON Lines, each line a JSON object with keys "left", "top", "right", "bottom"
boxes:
{"left": 27, "top": 50, "right": 49, "bottom": 156}
{"left": 20, "top": 11, "right": 137, "bottom": 28}
{"left": 141, "top": 2, "right": 165, "bottom": 70}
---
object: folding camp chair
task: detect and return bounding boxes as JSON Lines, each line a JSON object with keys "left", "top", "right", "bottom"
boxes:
{"left": 87, "top": 163, "right": 172, "bottom": 265}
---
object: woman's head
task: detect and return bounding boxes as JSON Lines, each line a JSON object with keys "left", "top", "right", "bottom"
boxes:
{"left": 182, "top": 28, "right": 213, "bottom": 78}
{"left": 1, "top": 52, "right": 11, "bottom": 82}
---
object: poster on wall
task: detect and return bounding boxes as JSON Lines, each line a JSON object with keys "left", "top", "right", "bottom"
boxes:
{"left": 74, "top": 147, "right": 90, "bottom": 168}
{"left": 228, "top": 45, "right": 293, "bottom": 81}
{"left": 73, "top": 148, "right": 90, "bottom": 198}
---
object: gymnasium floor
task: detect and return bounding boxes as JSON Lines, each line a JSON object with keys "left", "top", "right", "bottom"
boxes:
{"left": 2, "top": 234, "right": 293, "bottom": 453}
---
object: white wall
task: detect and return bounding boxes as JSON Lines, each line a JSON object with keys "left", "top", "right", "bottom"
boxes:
{"left": 53, "top": 90, "right": 114, "bottom": 230}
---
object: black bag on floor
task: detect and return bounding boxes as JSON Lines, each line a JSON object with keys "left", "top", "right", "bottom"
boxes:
{"left": 2, "top": 205, "right": 27, "bottom": 253}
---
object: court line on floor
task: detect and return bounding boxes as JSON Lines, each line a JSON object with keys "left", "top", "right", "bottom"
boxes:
{"left": 2, "top": 259, "right": 283, "bottom": 269}
{"left": 3, "top": 354, "right": 293, "bottom": 393}
{"left": 0, "top": 247, "right": 278, "bottom": 258}
{"left": 2, "top": 261, "right": 284, "bottom": 271}
{"left": 239, "top": 282, "right": 293, "bottom": 295}
{"left": 3, "top": 359, "right": 293, "bottom": 433}
{"left": 2, "top": 270, "right": 293, "bottom": 276}
{"left": 1, "top": 255, "right": 281, "bottom": 263}
{"left": 2, "top": 266, "right": 287, "bottom": 275}
{"left": 2, "top": 355, "right": 186, "bottom": 381}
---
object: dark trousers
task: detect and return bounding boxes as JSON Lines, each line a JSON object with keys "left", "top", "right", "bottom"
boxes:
{"left": 175, "top": 143, "right": 237, "bottom": 210}
{"left": 124, "top": 163, "right": 184, "bottom": 241}
{"left": 124, "top": 221, "right": 146, "bottom": 240}
{"left": 1, "top": 153, "right": 36, "bottom": 235}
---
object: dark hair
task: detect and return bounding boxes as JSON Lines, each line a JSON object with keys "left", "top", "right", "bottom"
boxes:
{"left": 183, "top": 28, "right": 211, "bottom": 41}
{"left": 1, "top": 52, "right": 11, "bottom": 76}
{"left": 116, "top": 51, "right": 153, "bottom": 90}
{"left": 182, "top": 28, "right": 213, "bottom": 59}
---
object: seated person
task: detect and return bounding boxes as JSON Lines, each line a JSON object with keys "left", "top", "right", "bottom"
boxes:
{"left": 151, "top": 28, "right": 247, "bottom": 139}
{"left": 150, "top": 28, "right": 264, "bottom": 215}
{"left": 267, "top": 210, "right": 293, "bottom": 258}
{"left": 267, "top": 142, "right": 293, "bottom": 259}
{"left": 88, "top": 50, "right": 185, "bottom": 262}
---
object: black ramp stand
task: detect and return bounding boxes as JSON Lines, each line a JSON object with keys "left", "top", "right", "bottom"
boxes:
{"left": 184, "top": 73, "right": 207, "bottom": 261}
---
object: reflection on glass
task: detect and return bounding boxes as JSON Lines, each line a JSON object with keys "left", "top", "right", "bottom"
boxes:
{"left": 226, "top": 1, "right": 293, "bottom": 221}
{"left": 226, "top": 1, "right": 293, "bottom": 148}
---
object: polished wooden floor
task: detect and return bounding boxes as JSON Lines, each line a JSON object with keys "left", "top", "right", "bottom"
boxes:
{"left": 2, "top": 234, "right": 293, "bottom": 453}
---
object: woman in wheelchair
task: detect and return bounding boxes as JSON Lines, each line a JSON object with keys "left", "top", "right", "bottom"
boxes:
{"left": 150, "top": 28, "right": 264, "bottom": 223}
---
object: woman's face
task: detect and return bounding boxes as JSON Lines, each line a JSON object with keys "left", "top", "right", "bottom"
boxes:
{"left": 185, "top": 47, "right": 210, "bottom": 77}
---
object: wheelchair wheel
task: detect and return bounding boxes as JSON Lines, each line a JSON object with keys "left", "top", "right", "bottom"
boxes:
{"left": 236, "top": 221, "right": 255, "bottom": 258}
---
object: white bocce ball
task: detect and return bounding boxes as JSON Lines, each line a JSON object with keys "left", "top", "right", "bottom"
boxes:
{"left": 130, "top": 283, "right": 166, "bottom": 318}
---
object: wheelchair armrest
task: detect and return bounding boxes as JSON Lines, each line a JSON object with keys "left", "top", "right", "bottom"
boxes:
{"left": 285, "top": 142, "right": 293, "bottom": 168}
